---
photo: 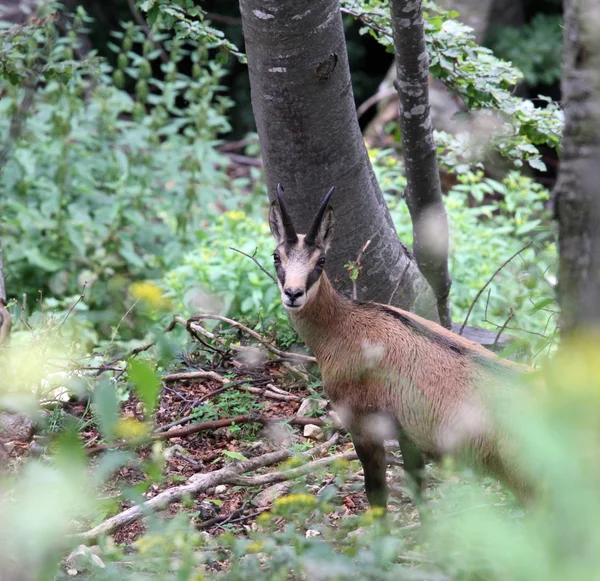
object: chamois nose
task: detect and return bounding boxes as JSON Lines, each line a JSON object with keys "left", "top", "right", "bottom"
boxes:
{"left": 284, "top": 288, "right": 304, "bottom": 302}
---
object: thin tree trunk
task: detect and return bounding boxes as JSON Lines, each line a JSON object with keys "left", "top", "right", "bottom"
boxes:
{"left": 0, "top": 238, "right": 11, "bottom": 345}
{"left": 239, "top": 0, "right": 437, "bottom": 319}
{"left": 554, "top": 0, "right": 600, "bottom": 336}
{"left": 389, "top": 0, "right": 452, "bottom": 328}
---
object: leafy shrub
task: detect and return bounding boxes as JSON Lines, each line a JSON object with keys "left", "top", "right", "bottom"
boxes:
{"left": 486, "top": 14, "right": 563, "bottom": 87}
{"left": 163, "top": 208, "right": 291, "bottom": 336}
{"left": 370, "top": 148, "right": 557, "bottom": 359}
{"left": 0, "top": 3, "right": 234, "bottom": 338}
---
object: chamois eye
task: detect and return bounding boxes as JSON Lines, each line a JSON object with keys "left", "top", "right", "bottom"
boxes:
{"left": 317, "top": 256, "right": 326, "bottom": 267}
{"left": 273, "top": 253, "right": 281, "bottom": 264}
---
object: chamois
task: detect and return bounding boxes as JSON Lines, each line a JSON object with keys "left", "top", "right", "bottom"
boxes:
{"left": 269, "top": 184, "right": 532, "bottom": 511}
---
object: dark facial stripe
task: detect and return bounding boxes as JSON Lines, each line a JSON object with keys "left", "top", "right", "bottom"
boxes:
{"left": 305, "top": 264, "right": 324, "bottom": 292}
{"left": 276, "top": 264, "right": 286, "bottom": 287}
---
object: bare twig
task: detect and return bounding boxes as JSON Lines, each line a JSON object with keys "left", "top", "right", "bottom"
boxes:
{"left": 351, "top": 239, "right": 372, "bottom": 301}
{"left": 492, "top": 308, "right": 514, "bottom": 350}
{"left": 59, "top": 282, "right": 87, "bottom": 329}
{"left": 0, "top": 238, "right": 6, "bottom": 305}
{"left": 229, "top": 247, "right": 276, "bottom": 282}
{"left": 86, "top": 414, "right": 327, "bottom": 454}
{"left": 356, "top": 87, "right": 397, "bottom": 119}
{"left": 163, "top": 370, "right": 229, "bottom": 384}
{"left": 176, "top": 314, "right": 316, "bottom": 364}
{"left": 459, "top": 242, "right": 533, "bottom": 335}
{"left": 224, "top": 152, "right": 263, "bottom": 167}
{"left": 388, "top": 261, "right": 411, "bottom": 305}
{"left": 110, "top": 298, "right": 140, "bottom": 344}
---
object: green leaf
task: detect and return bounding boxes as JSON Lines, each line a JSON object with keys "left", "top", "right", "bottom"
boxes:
{"left": 528, "top": 158, "right": 547, "bottom": 172}
{"left": 222, "top": 450, "right": 248, "bottom": 462}
{"left": 93, "top": 378, "right": 119, "bottom": 443}
{"left": 128, "top": 359, "right": 160, "bottom": 416}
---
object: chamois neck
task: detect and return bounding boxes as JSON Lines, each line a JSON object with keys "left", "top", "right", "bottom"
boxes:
{"left": 289, "top": 273, "right": 351, "bottom": 357}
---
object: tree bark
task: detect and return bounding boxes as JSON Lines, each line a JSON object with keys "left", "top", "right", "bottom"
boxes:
{"left": 389, "top": 0, "right": 452, "bottom": 328}
{"left": 554, "top": 0, "right": 600, "bottom": 336}
{"left": 239, "top": 0, "right": 437, "bottom": 318}
{"left": 0, "top": 238, "right": 10, "bottom": 345}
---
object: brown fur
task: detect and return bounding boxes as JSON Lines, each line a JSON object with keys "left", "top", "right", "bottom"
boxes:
{"left": 269, "top": 190, "right": 533, "bottom": 509}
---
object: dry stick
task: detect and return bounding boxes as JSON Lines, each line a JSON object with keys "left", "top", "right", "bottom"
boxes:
{"left": 356, "top": 87, "right": 398, "bottom": 120}
{"left": 459, "top": 242, "right": 533, "bottom": 335}
{"left": 229, "top": 247, "right": 276, "bottom": 283}
{"left": 388, "top": 261, "right": 411, "bottom": 305}
{"left": 163, "top": 370, "right": 229, "bottom": 384}
{"left": 79, "top": 434, "right": 341, "bottom": 541}
{"left": 77, "top": 449, "right": 291, "bottom": 542}
{"left": 351, "top": 239, "right": 372, "bottom": 301}
{"left": 185, "top": 314, "right": 316, "bottom": 364}
{"left": 492, "top": 308, "right": 514, "bottom": 350}
{"left": 86, "top": 414, "right": 326, "bottom": 454}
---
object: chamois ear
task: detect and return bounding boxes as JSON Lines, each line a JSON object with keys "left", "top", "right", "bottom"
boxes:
{"left": 316, "top": 205, "right": 335, "bottom": 250}
{"left": 269, "top": 200, "right": 285, "bottom": 244}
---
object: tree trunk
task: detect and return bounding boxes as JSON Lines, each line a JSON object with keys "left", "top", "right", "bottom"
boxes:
{"left": 554, "top": 0, "right": 600, "bottom": 336}
{"left": 0, "top": 239, "right": 11, "bottom": 345}
{"left": 389, "top": 0, "right": 452, "bottom": 329}
{"left": 239, "top": 0, "right": 437, "bottom": 319}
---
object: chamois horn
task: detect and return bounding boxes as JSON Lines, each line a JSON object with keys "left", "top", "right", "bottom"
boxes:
{"left": 276, "top": 183, "right": 298, "bottom": 243}
{"left": 305, "top": 186, "right": 335, "bottom": 246}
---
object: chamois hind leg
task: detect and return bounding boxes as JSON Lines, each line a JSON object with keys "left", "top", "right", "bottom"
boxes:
{"left": 351, "top": 433, "right": 388, "bottom": 513}
{"left": 396, "top": 425, "right": 426, "bottom": 505}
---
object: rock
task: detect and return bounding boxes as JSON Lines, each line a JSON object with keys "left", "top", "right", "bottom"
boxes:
{"left": 327, "top": 410, "right": 343, "bottom": 429}
{"left": 197, "top": 500, "right": 219, "bottom": 520}
{"left": 251, "top": 482, "right": 292, "bottom": 508}
{"left": 135, "top": 402, "right": 145, "bottom": 415}
{"left": 198, "top": 531, "right": 211, "bottom": 544}
{"left": 347, "top": 527, "right": 368, "bottom": 539}
{"left": 164, "top": 444, "right": 186, "bottom": 460}
{"left": 0, "top": 412, "right": 35, "bottom": 442}
{"left": 28, "top": 441, "right": 45, "bottom": 457}
{"left": 65, "top": 545, "right": 105, "bottom": 573}
{"left": 305, "top": 529, "right": 321, "bottom": 538}
{"left": 296, "top": 397, "right": 328, "bottom": 418}
{"left": 214, "top": 484, "right": 227, "bottom": 497}
{"left": 213, "top": 427, "right": 232, "bottom": 440}
{"left": 303, "top": 424, "right": 324, "bottom": 441}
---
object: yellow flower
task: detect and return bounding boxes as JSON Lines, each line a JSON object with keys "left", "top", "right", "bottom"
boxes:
{"left": 115, "top": 417, "right": 150, "bottom": 440}
{"left": 224, "top": 210, "right": 246, "bottom": 221}
{"left": 129, "top": 281, "right": 171, "bottom": 310}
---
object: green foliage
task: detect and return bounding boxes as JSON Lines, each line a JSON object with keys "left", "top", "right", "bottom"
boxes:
{"left": 163, "top": 208, "right": 292, "bottom": 336}
{"left": 0, "top": 3, "right": 233, "bottom": 339}
{"left": 137, "top": 0, "right": 245, "bottom": 62}
{"left": 0, "top": 8, "right": 94, "bottom": 86}
{"left": 190, "top": 388, "right": 263, "bottom": 424}
{"left": 370, "top": 147, "right": 558, "bottom": 359}
{"left": 487, "top": 14, "right": 563, "bottom": 87}
{"left": 341, "top": 0, "right": 563, "bottom": 172}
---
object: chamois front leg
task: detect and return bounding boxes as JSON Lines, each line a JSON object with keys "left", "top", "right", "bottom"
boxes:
{"left": 351, "top": 433, "right": 388, "bottom": 513}
{"left": 396, "top": 425, "right": 426, "bottom": 505}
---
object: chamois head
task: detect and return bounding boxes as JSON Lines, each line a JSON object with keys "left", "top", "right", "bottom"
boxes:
{"left": 268, "top": 184, "right": 336, "bottom": 311}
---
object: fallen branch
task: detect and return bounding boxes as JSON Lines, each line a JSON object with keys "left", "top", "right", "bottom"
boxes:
{"left": 174, "top": 314, "right": 316, "bottom": 364}
{"left": 86, "top": 414, "right": 327, "bottom": 454}
{"left": 78, "top": 434, "right": 341, "bottom": 541}
{"left": 163, "top": 371, "right": 228, "bottom": 384}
